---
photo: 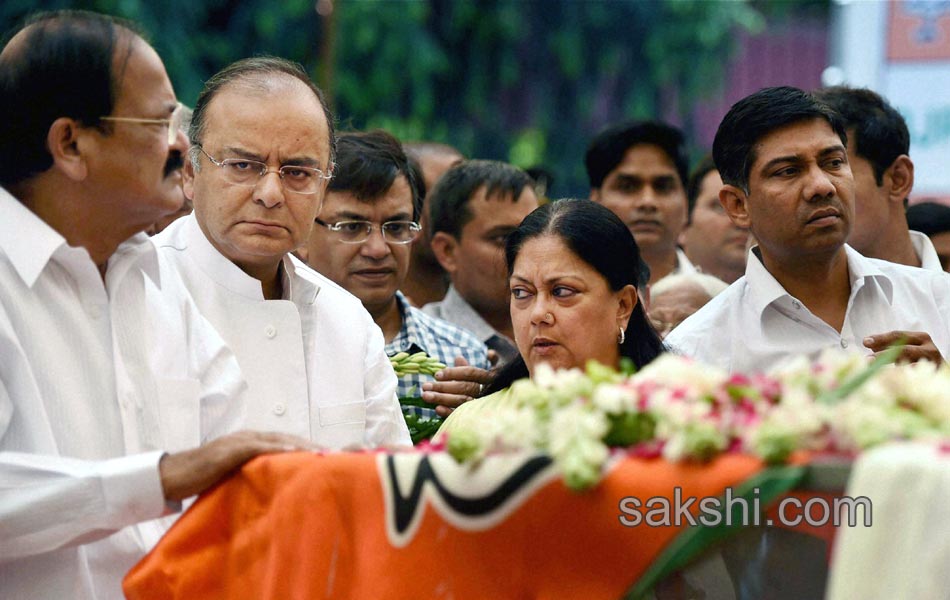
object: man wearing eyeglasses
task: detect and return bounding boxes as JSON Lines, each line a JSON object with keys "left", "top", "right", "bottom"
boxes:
{"left": 305, "top": 131, "right": 491, "bottom": 423}
{"left": 154, "top": 57, "right": 410, "bottom": 449}
{"left": 0, "top": 12, "right": 314, "bottom": 600}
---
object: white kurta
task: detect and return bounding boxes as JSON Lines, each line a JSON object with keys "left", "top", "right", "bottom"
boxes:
{"left": 155, "top": 215, "right": 410, "bottom": 449}
{"left": 0, "top": 188, "right": 247, "bottom": 599}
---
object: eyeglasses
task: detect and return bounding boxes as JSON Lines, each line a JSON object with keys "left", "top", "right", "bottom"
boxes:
{"left": 100, "top": 102, "right": 185, "bottom": 145}
{"left": 315, "top": 218, "right": 421, "bottom": 244}
{"left": 196, "top": 145, "right": 333, "bottom": 195}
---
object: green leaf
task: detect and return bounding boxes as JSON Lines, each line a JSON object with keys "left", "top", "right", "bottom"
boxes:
{"left": 817, "top": 340, "right": 906, "bottom": 405}
{"left": 624, "top": 464, "right": 807, "bottom": 600}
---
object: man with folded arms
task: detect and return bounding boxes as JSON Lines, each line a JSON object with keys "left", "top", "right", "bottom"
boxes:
{"left": 665, "top": 87, "right": 950, "bottom": 373}
{"left": 0, "top": 11, "right": 309, "bottom": 599}
{"left": 155, "top": 57, "right": 410, "bottom": 448}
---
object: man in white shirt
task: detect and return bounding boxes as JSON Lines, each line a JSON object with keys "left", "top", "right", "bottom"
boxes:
{"left": 585, "top": 120, "right": 696, "bottom": 285}
{"left": 154, "top": 57, "right": 410, "bottom": 448}
{"left": 665, "top": 87, "right": 950, "bottom": 374}
{"left": 0, "top": 11, "right": 311, "bottom": 599}
{"left": 815, "top": 86, "right": 943, "bottom": 271}
{"left": 908, "top": 202, "right": 950, "bottom": 272}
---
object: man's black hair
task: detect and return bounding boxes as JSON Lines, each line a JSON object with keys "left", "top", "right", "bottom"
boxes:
{"left": 0, "top": 10, "right": 144, "bottom": 186}
{"left": 328, "top": 130, "right": 422, "bottom": 221}
{"left": 712, "top": 86, "right": 847, "bottom": 194}
{"left": 584, "top": 120, "right": 689, "bottom": 189}
{"left": 907, "top": 202, "right": 950, "bottom": 236}
{"left": 428, "top": 160, "right": 534, "bottom": 239}
{"left": 686, "top": 154, "right": 718, "bottom": 221}
{"left": 814, "top": 86, "right": 910, "bottom": 185}
{"left": 189, "top": 55, "right": 336, "bottom": 166}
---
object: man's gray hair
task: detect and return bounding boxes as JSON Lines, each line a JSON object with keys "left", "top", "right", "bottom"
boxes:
{"left": 187, "top": 56, "right": 335, "bottom": 170}
{"left": 651, "top": 272, "right": 729, "bottom": 299}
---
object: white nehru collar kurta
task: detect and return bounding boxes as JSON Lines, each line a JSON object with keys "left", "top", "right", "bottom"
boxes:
{"left": 665, "top": 244, "right": 950, "bottom": 374}
{"left": 0, "top": 187, "right": 247, "bottom": 599}
{"left": 155, "top": 214, "right": 410, "bottom": 449}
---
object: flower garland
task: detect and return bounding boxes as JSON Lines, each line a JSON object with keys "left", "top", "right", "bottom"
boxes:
{"left": 444, "top": 347, "right": 950, "bottom": 490}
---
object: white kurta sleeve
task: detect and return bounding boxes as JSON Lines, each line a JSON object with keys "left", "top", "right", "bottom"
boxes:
{"left": 362, "top": 320, "right": 411, "bottom": 448}
{"left": 180, "top": 290, "right": 248, "bottom": 443}
{"left": 0, "top": 441, "right": 167, "bottom": 562}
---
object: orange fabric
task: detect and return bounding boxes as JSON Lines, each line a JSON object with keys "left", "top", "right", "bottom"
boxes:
{"left": 125, "top": 452, "right": 796, "bottom": 599}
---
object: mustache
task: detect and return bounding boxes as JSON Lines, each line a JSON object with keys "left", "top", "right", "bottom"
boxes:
{"left": 163, "top": 150, "right": 184, "bottom": 177}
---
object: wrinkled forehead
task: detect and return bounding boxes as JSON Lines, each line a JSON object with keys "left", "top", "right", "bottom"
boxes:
{"left": 204, "top": 74, "right": 330, "bottom": 146}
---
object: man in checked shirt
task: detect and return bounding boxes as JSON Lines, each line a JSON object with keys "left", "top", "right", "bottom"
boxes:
{"left": 305, "top": 130, "right": 492, "bottom": 423}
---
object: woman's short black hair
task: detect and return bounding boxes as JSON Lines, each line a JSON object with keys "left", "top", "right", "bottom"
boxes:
{"left": 483, "top": 198, "right": 664, "bottom": 394}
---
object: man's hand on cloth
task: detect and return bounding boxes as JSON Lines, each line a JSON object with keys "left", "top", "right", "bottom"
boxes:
{"left": 159, "top": 431, "right": 316, "bottom": 501}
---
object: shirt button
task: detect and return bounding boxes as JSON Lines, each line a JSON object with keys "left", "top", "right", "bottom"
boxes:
{"left": 792, "top": 301, "right": 801, "bottom": 310}
{"left": 840, "top": 339, "right": 849, "bottom": 349}
{"left": 265, "top": 325, "right": 277, "bottom": 338}
{"left": 87, "top": 305, "right": 102, "bottom": 319}
{"left": 273, "top": 402, "right": 286, "bottom": 416}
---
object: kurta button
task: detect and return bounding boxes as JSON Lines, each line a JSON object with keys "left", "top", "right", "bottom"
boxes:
{"left": 87, "top": 305, "right": 102, "bottom": 319}
{"left": 265, "top": 325, "right": 277, "bottom": 338}
{"left": 273, "top": 402, "right": 286, "bottom": 416}
{"left": 792, "top": 301, "right": 801, "bottom": 310}
{"left": 840, "top": 339, "right": 849, "bottom": 348}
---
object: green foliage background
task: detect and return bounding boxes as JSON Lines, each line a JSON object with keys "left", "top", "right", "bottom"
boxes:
{"left": 0, "top": 0, "right": 826, "bottom": 196}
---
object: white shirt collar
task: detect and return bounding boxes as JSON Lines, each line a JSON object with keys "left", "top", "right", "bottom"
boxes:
{"left": 909, "top": 230, "right": 944, "bottom": 272}
{"left": 176, "top": 213, "right": 317, "bottom": 303}
{"left": 0, "top": 186, "right": 69, "bottom": 288}
{"left": 0, "top": 186, "right": 161, "bottom": 288}
{"left": 744, "top": 244, "right": 894, "bottom": 318}
{"left": 674, "top": 248, "right": 698, "bottom": 275}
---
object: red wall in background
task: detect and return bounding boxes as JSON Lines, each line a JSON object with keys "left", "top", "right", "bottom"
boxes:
{"left": 691, "top": 19, "right": 830, "bottom": 154}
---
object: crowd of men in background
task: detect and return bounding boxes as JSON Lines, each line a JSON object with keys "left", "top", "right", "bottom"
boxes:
{"left": 3, "top": 8, "right": 950, "bottom": 600}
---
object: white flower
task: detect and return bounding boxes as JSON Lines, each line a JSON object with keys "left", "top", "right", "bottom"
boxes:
{"left": 445, "top": 345, "right": 950, "bottom": 492}
{"left": 548, "top": 403, "right": 609, "bottom": 490}
{"left": 634, "top": 354, "right": 727, "bottom": 398}
{"left": 831, "top": 401, "right": 902, "bottom": 450}
{"left": 591, "top": 383, "right": 635, "bottom": 414}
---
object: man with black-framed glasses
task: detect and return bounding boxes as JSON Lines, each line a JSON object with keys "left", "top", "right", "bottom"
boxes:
{"left": 155, "top": 57, "right": 410, "bottom": 449}
{"left": 305, "top": 131, "right": 491, "bottom": 427}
